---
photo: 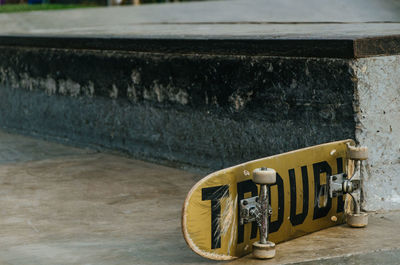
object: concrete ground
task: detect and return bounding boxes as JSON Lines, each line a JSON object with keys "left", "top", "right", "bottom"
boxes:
{"left": 0, "top": 129, "right": 399, "bottom": 265}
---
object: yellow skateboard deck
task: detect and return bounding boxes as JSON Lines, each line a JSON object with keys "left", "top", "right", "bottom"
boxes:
{"left": 182, "top": 139, "right": 355, "bottom": 260}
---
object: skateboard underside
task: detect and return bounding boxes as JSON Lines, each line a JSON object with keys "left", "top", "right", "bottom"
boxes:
{"left": 182, "top": 139, "right": 354, "bottom": 260}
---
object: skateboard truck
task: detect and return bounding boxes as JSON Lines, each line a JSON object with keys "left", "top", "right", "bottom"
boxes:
{"left": 328, "top": 144, "right": 368, "bottom": 228}
{"left": 240, "top": 167, "right": 276, "bottom": 259}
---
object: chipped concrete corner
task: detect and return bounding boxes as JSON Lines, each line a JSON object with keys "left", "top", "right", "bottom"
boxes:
{"left": 352, "top": 56, "right": 400, "bottom": 211}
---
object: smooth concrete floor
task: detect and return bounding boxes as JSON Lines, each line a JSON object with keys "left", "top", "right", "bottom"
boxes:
{"left": 0, "top": 130, "right": 93, "bottom": 165}
{"left": 0, "top": 129, "right": 399, "bottom": 265}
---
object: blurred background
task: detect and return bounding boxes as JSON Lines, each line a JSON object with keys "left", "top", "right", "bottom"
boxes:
{"left": 0, "top": 0, "right": 205, "bottom": 12}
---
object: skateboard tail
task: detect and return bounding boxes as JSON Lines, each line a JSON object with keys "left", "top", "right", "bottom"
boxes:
{"left": 182, "top": 190, "right": 238, "bottom": 260}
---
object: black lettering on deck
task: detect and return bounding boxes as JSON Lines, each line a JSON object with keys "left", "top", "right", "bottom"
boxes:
{"left": 313, "top": 162, "right": 332, "bottom": 219}
{"left": 289, "top": 166, "right": 309, "bottom": 226}
{"left": 237, "top": 180, "right": 258, "bottom": 244}
{"left": 201, "top": 185, "right": 229, "bottom": 249}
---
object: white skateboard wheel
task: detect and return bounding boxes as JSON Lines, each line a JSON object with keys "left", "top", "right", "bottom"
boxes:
{"left": 348, "top": 146, "right": 368, "bottom": 160}
{"left": 252, "top": 168, "right": 276, "bottom": 184}
{"left": 347, "top": 212, "right": 368, "bottom": 228}
{"left": 252, "top": 241, "right": 275, "bottom": 259}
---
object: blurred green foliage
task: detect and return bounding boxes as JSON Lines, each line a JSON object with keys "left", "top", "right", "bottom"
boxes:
{"left": 0, "top": 0, "right": 205, "bottom": 13}
{"left": 0, "top": 3, "right": 97, "bottom": 13}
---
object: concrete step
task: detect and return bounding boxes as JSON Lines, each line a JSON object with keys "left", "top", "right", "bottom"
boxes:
{"left": 0, "top": 130, "right": 399, "bottom": 265}
{"left": 0, "top": 0, "right": 399, "bottom": 213}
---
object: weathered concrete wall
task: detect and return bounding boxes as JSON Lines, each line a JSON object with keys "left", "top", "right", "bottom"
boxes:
{"left": 353, "top": 56, "right": 400, "bottom": 211}
{"left": 0, "top": 46, "right": 356, "bottom": 171}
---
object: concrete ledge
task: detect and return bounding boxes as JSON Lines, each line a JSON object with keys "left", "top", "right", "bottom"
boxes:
{"left": 1, "top": 34, "right": 400, "bottom": 58}
{"left": 0, "top": 46, "right": 355, "bottom": 170}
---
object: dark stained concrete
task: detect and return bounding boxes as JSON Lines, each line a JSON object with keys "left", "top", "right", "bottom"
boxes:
{"left": 0, "top": 48, "right": 356, "bottom": 170}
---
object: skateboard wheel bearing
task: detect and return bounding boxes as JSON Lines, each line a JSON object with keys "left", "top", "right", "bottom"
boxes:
{"left": 252, "top": 241, "right": 275, "bottom": 259}
{"left": 347, "top": 212, "right": 368, "bottom": 228}
{"left": 348, "top": 146, "right": 368, "bottom": 160}
{"left": 253, "top": 168, "right": 276, "bottom": 184}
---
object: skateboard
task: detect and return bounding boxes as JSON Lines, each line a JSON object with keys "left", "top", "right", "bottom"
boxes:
{"left": 181, "top": 139, "right": 368, "bottom": 260}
